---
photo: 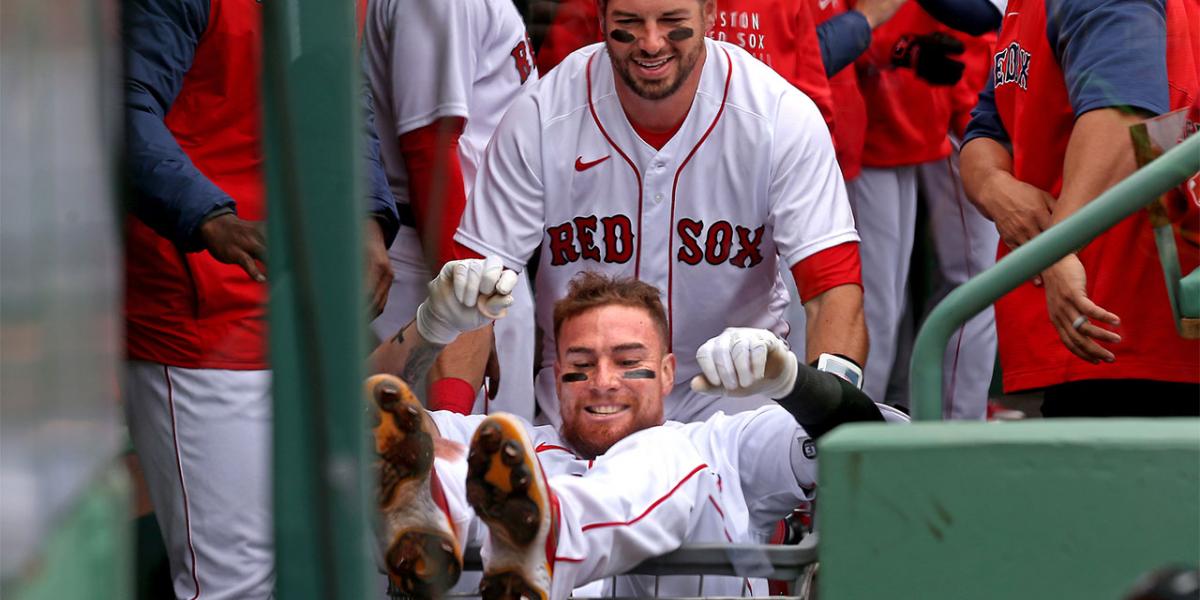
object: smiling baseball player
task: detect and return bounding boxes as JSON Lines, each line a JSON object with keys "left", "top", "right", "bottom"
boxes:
{"left": 366, "top": 259, "right": 906, "bottom": 599}
{"left": 456, "top": 0, "right": 868, "bottom": 427}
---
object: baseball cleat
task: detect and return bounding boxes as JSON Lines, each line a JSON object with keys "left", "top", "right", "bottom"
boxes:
{"left": 368, "top": 374, "right": 462, "bottom": 598}
{"left": 466, "top": 414, "right": 558, "bottom": 600}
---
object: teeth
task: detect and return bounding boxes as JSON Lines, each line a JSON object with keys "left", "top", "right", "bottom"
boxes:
{"left": 636, "top": 57, "right": 669, "bottom": 69}
{"left": 586, "top": 405, "right": 626, "bottom": 415}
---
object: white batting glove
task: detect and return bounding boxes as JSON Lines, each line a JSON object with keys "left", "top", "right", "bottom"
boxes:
{"left": 690, "top": 328, "right": 798, "bottom": 399}
{"left": 415, "top": 256, "right": 519, "bottom": 345}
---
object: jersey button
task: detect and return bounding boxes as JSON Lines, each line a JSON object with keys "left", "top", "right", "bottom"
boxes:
{"left": 654, "top": 193, "right": 664, "bottom": 203}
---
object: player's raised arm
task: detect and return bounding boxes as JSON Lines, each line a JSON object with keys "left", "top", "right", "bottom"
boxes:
{"left": 369, "top": 257, "right": 519, "bottom": 394}
{"left": 691, "top": 328, "right": 884, "bottom": 439}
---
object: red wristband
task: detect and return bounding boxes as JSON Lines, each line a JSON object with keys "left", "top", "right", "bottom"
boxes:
{"left": 428, "top": 377, "right": 477, "bottom": 414}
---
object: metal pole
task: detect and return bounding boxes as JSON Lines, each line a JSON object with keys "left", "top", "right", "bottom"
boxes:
{"left": 262, "top": 0, "right": 371, "bottom": 597}
{"left": 910, "top": 135, "right": 1200, "bottom": 421}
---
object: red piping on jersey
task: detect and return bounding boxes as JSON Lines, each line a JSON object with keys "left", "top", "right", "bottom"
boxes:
{"left": 581, "top": 463, "right": 708, "bottom": 531}
{"left": 535, "top": 443, "right": 576, "bottom": 456}
{"left": 667, "top": 48, "right": 733, "bottom": 343}
{"left": 586, "top": 53, "right": 645, "bottom": 277}
{"left": 165, "top": 366, "right": 203, "bottom": 600}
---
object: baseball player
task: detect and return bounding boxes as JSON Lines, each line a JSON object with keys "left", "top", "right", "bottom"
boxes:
{"left": 961, "top": 0, "right": 1199, "bottom": 416}
{"left": 846, "top": 3, "right": 1001, "bottom": 418}
{"left": 456, "top": 0, "right": 868, "bottom": 428}
{"left": 362, "top": 0, "right": 540, "bottom": 418}
{"left": 366, "top": 257, "right": 906, "bottom": 599}
{"left": 536, "top": 0, "right": 837, "bottom": 132}
{"left": 123, "top": 1, "right": 398, "bottom": 597}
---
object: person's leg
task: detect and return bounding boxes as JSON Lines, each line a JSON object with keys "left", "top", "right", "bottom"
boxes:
{"left": 848, "top": 167, "right": 919, "bottom": 403}
{"left": 370, "top": 227, "right": 429, "bottom": 344}
{"left": 917, "top": 149, "right": 999, "bottom": 420}
{"left": 466, "top": 416, "right": 720, "bottom": 600}
{"left": 125, "top": 361, "right": 273, "bottom": 600}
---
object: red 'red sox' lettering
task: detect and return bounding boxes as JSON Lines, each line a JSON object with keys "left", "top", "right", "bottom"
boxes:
{"left": 548, "top": 215, "right": 765, "bottom": 268}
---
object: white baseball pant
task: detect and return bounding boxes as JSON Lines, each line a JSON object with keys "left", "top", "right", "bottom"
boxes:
{"left": 848, "top": 147, "right": 998, "bottom": 418}
{"left": 124, "top": 361, "right": 273, "bottom": 600}
{"left": 372, "top": 226, "right": 536, "bottom": 419}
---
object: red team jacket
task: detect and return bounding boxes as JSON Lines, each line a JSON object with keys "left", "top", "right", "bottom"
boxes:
{"left": 988, "top": 0, "right": 1199, "bottom": 391}
{"left": 536, "top": 0, "right": 837, "bottom": 135}
{"left": 125, "top": 0, "right": 268, "bottom": 370}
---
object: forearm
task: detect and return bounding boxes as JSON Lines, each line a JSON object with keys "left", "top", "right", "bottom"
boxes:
{"left": 777, "top": 363, "right": 883, "bottom": 440}
{"left": 915, "top": 0, "right": 1001, "bottom": 35}
{"left": 1050, "top": 108, "right": 1148, "bottom": 227}
{"left": 427, "top": 326, "right": 492, "bottom": 393}
{"left": 368, "top": 321, "right": 447, "bottom": 396}
{"left": 803, "top": 283, "right": 867, "bottom": 365}
{"left": 815, "top": 12, "right": 872, "bottom": 77}
{"left": 960, "top": 136, "right": 1013, "bottom": 217}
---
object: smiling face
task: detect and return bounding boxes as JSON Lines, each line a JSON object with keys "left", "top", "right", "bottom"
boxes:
{"left": 602, "top": 0, "right": 714, "bottom": 101}
{"left": 555, "top": 304, "right": 674, "bottom": 459}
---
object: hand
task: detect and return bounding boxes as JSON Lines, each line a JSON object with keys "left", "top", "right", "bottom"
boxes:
{"left": 416, "top": 256, "right": 518, "bottom": 345}
{"left": 892, "top": 32, "right": 965, "bottom": 86}
{"left": 855, "top": 0, "right": 908, "bottom": 29}
{"left": 975, "top": 171, "right": 1056, "bottom": 250}
{"left": 198, "top": 213, "right": 266, "bottom": 282}
{"left": 364, "top": 220, "right": 393, "bottom": 319}
{"left": 1041, "top": 254, "right": 1122, "bottom": 363}
{"left": 690, "top": 328, "right": 798, "bottom": 399}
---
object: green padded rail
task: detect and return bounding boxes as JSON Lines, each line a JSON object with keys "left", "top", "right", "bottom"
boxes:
{"left": 818, "top": 420, "right": 1200, "bottom": 600}
{"left": 1181, "top": 268, "right": 1199, "bottom": 318}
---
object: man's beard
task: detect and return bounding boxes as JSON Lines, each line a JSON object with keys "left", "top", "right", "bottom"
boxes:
{"left": 560, "top": 412, "right": 658, "bottom": 460}
{"left": 610, "top": 42, "right": 702, "bottom": 101}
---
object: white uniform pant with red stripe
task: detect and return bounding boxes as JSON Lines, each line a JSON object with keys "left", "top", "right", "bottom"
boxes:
{"left": 434, "top": 425, "right": 723, "bottom": 600}
{"left": 848, "top": 147, "right": 997, "bottom": 418}
{"left": 125, "top": 361, "right": 274, "bottom": 600}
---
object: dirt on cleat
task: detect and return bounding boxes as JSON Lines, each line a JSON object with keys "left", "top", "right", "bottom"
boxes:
{"left": 367, "top": 374, "right": 463, "bottom": 598}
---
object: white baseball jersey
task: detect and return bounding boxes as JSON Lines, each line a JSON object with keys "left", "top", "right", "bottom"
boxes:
{"left": 363, "top": 0, "right": 536, "bottom": 205}
{"left": 456, "top": 39, "right": 857, "bottom": 424}
{"left": 363, "top": 0, "right": 540, "bottom": 417}
{"left": 431, "top": 403, "right": 911, "bottom": 598}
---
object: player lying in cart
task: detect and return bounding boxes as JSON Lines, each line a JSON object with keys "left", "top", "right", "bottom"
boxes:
{"left": 368, "top": 257, "right": 907, "bottom": 600}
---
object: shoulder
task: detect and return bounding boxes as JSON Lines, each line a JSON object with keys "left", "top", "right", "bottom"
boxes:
{"left": 713, "top": 39, "right": 820, "bottom": 124}
{"left": 525, "top": 43, "right": 604, "bottom": 122}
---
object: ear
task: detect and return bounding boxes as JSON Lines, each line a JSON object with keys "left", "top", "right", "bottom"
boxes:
{"left": 660, "top": 352, "right": 676, "bottom": 395}
{"left": 702, "top": 0, "right": 716, "bottom": 32}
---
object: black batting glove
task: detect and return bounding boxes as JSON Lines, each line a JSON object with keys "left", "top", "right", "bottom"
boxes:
{"left": 891, "top": 32, "right": 966, "bottom": 86}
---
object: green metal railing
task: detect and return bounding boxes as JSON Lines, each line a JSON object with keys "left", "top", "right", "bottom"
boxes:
{"left": 910, "top": 135, "right": 1200, "bottom": 421}
{"left": 262, "top": 1, "right": 372, "bottom": 598}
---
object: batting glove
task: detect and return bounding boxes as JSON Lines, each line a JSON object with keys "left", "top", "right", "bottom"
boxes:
{"left": 891, "top": 32, "right": 965, "bottom": 86}
{"left": 415, "top": 256, "right": 519, "bottom": 345}
{"left": 690, "top": 328, "right": 798, "bottom": 399}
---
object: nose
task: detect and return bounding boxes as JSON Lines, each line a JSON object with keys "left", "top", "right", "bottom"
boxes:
{"left": 638, "top": 23, "right": 668, "bottom": 55}
{"left": 593, "top": 360, "right": 623, "bottom": 390}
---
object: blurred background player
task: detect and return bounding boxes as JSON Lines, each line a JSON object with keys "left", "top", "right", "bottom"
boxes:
{"left": 363, "top": 0, "right": 540, "bottom": 418}
{"left": 123, "top": 0, "right": 398, "bottom": 597}
{"left": 848, "top": 2, "right": 1000, "bottom": 418}
{"left": 962, "top": 0, "right": 1199, "bottom": 416}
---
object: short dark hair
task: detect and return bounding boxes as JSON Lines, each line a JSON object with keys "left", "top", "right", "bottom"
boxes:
{"left": 552, "top": 272, "right": 669, "bottom": 347}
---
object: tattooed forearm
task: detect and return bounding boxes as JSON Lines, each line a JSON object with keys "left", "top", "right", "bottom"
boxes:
{"left": 401, "top": 336, "right": 446, "bottom": 395}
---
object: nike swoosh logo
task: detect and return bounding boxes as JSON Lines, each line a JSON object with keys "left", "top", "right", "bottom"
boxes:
{"left": 574, "top": 155, "right": 611, "bottom": 171}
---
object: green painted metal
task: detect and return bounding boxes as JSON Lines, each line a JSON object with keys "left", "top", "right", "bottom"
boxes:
{"left": 5, "top": 467, "right": 132, "bottom": 600}
{"left": 818, "top": 420, "right": 1200, "bottom": 600}
{"left": 910, "top": 135, "right": 1200, "bottom": 420}
{"left": 1182, "top": 268, "right": 1200, "bottom": 318}
{"left": 261, "top": 2, "right": 372, "bottom": 598}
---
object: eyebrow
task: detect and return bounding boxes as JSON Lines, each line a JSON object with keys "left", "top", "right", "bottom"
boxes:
{"left": 612, "top": 9, "right": 688, "bottom": 18}
{"left": 564, "top": 347, "right": 597, "bottom": 357}
{"left": 612, "top": 343, "right": 649, "bottom": 353}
